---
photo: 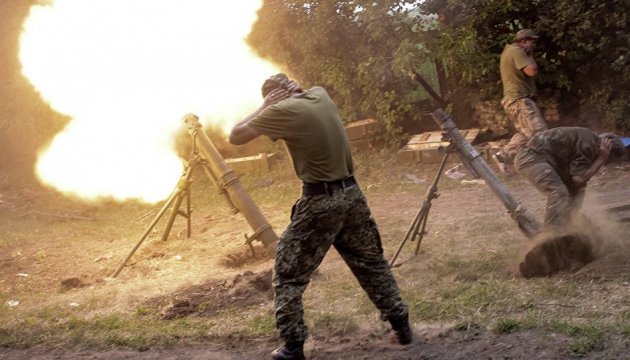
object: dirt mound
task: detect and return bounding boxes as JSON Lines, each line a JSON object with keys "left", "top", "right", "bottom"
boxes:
{"left": 147, "top": 269, "right": 273, "bottom": 320}
{"left": 569, "top": 246, "right": 630, "bottom": 283}
{"left": 219, "top": 246, "right": 271, "bottom": 268}
{"left": 519, "top": 234, "right": 595, "bottom": 278}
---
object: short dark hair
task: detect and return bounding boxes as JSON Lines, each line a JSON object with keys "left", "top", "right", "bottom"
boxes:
{"left": 599, "top": 132, "right": 626, "bottom": 159}
{"left": 261, "top": 73, "right": 290, "bottom": 98}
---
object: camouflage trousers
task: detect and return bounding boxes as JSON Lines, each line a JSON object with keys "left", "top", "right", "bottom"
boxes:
{"left": 500, "top": 97, "right": 547, "bottom": 162}
{"left": 514, "top": 150, "right": 585, "bottom": 228}
{"left": 274, "top": 184, "right": 408, "bottom": 343}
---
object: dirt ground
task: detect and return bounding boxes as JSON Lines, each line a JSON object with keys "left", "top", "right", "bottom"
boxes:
{"left": 1, "top": 160, "right": 630, "bottom": 360}
{"left": 0, "top": 328, "right": 602, "bottom": 360}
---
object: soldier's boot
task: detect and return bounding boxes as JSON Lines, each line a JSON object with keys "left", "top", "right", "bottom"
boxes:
{"left": 389, "top": 314, "right": 413, "bottom": 345}
{"left": 271, "top": 341, "right": 305, "bottom": 360}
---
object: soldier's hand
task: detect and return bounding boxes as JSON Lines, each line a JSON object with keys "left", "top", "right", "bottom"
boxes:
{"left": 599, "top": 138, "right": 612, "bottom": 161}
{"left": 285, "top": 80, "right": 300, "bottom": 93}
{"left": 263, "top": 87, "right": 289, "bottom": 108}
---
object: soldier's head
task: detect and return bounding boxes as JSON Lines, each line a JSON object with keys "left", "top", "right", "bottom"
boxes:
{"left": 261, "top": 73, "right": 289, "bottom": 98}
{"left": 599, "top": 132, "right": 626, "bottom": 162}
{"left": 513, "top": 29, "right": 539, "bottom": 52}
{"left": 261, "top": 73, "right": 303, "bottom": 99}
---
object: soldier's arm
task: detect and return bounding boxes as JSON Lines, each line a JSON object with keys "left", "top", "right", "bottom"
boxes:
{"left": 572, "top": 138, "right": 612, "bottom": 184}
{"left": 522, "top": 62, "right": 538, "bottom": 77}
{"left": 515, "top": 47, "right": 538, "bottom": 77}
{"left": 229, "top": 87, "right": 289, "bottom": 145}
{"left": 229, "top": 111, "right": 263, "bottom": 145}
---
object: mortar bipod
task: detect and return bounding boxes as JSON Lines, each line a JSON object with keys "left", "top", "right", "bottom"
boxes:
{"left": 111, "top": 156, "right": 199, "bottom": 278}
{"left": 111, "top": 152, "right": 248, "bottom": 278}
{"left": 111, "top": 114, "right": 279, "bottom": 278}
{"left": 390, "top": 143, "right": 454, "bottom": 268}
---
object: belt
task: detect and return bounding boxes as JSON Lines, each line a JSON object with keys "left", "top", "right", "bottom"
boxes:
{"left": 302, "top": 176, "right": 357, "bottom": 196}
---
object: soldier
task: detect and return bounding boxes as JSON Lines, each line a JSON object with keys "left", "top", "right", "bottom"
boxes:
{"left": 514, "top": 127, "right": 625, "bottom": 229}
{"left": 229, "top": 73, "right": 411, "bottom": 360}
{"left": 493, "top": 29, "right": 548, "bottom": 174}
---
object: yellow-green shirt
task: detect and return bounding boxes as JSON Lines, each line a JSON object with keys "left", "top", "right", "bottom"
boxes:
{"left": 500, "top": 44, "right": 537, "bottom": 101}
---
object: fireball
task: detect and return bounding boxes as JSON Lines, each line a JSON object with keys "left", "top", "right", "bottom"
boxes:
{"left": 19, "top": 0, "right": 278, "bottom": 202}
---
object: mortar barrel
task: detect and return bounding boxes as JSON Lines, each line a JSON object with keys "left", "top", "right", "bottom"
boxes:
{"left": 431, "top": 109, "right": 542, "bottom": 238}
{"left": 182, "top": 114, "right": 278, "bottom": 253}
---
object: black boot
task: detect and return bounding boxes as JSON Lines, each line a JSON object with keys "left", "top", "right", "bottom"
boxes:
{"left": 271, "top": 341, "right": 305, "bottom": 360}
{"left": 389, "top": 315, "right": 413, "bottom": 345}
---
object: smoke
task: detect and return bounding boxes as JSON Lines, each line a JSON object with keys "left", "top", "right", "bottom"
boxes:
{"left": 515, "top": 189, "right": 630, "bottom": 278}
{"left": 19, "top": 0, "right": 278, "bottom": 202}
{"left": 579, "top": 194, "right": 629, "bottom": 255}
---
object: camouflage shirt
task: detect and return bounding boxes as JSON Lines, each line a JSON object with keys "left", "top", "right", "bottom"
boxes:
{"left": 516, "top": 127, "right": 601, "bottom": 190}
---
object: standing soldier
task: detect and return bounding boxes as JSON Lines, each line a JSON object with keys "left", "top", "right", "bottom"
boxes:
{"left": 229, "top": 73, "right": 412, "bottom": 360}
{"left": 493, "top": 29, "right": 548, "bottom": 174}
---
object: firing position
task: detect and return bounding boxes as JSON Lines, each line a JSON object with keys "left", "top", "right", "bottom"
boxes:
{"left": 229, "top": 73, "right": 411, "bottom": 360}
{"left": 494, "top": 29, "right": 548, "bottom": 174}
{"left": 514, "top": 127, "right": 625, "bottom": 229}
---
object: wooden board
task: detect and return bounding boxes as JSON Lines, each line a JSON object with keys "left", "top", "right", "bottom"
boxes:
{"left": 398, "top": 129, "right": 481, "bottom": 163}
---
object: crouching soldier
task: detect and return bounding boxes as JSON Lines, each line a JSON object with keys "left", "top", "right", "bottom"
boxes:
{"left": 514, "top": 127, "right": 625, "bottom": 229}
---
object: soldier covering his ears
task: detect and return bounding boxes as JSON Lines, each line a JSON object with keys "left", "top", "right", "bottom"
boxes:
{"left": 230, "top": 73, "right": 412, "bottom": 360}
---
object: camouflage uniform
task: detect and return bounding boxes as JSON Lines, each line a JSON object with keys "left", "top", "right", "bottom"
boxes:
{"left": 498, "top": 38, "right": 547, "bottom": 164}
{"left": 274, "top": 184, "right": 408, "bottom": 343}
{"left": 245, "top": 82, "right": 409, "bottom": 347}
{"left": 500, "top": 97, "right": 547, "bottom": 161}
{"left": 514, "top": 127, "right": 600, "bottom": 227}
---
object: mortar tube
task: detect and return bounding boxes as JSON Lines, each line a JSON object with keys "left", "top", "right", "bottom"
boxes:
{"left": 182, "top": 114, "right": 279, "bottom": 253}
{"left": 431, "top": 109, "right": 542, "bottom": 238}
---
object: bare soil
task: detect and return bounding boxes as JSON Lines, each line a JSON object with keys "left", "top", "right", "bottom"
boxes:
{"left": 1, "top": 161, "right": 630, "bottom": 359}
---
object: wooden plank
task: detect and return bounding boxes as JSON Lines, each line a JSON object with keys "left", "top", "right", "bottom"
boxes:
{"left": 398, "top": 128, "right": 483, "bottom": 164}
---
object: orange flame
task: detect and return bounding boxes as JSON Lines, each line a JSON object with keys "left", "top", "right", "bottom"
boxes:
{"left": 19, "top": 0, "right": 278, "bottom": 203}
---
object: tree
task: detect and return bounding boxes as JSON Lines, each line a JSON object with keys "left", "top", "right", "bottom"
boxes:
{"left": 248, "top": 0, "right": 434, "bottom": 143}
{"left": 417, "top": 0, "right": 630, "bottom": 132}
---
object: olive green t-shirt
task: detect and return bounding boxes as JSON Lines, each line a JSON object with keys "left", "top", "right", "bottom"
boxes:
{"left": 500, "top": 44, "right": 537, "bottom": 101}
{"left": 247, "top": 86, "right": 354, "bottom": 183}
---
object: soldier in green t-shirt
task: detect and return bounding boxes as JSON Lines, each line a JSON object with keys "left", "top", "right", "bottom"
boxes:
{"left": 230, "top": 74, "right": 411, "bottom": 360}
{"left": 514, "top": 127, "right": 625, "bottom": 229}
{"left": 493, "top": 29, "right": 548, "bottom": 174}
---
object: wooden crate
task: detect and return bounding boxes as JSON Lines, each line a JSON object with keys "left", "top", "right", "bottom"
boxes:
{"left": 345, "top": 118, "right": 384, "bottom": 141}
{"left": 398, "top": 129, "right": 481, "bottom": 163}
{"left": 224, "top": 153, "right": 280, "bottom": 174}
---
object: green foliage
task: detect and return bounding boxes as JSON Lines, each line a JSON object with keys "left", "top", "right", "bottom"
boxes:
{"left": 428, "top": 252, "right": 504, "bottom": 279}
{"left": 0, "top": 312, "right": 215, "bottom": 350}
{"left": 246, "top": 315, "right": 276, "bottom": 336}
{"left": 249, "top": 0, "right": 630, "bottom": 133}
{"left": 618, "top": 310, "right": 630, "bottom": 338}
{"left": 419, "top": 0, "right": 630, "bottom": 131}
{"left": 311, "top": 312, "right": 358, "bottom": 335}
{"left": 548, "top": 320, "right": 606, "bottom": 355}
{"left": 534, "top": 279, "right": 579, "bottom": 298}
{"left": 494, "top": 318, "right": 520, "bottom": 334}
{"left": 404, "top": 280, "right": 517, "bottom": 321}
{"left": 248, "top": 1, "right": 435, "bottom": 142}
{"left": 453, "top": 321, "right": 482, "bottom": 332}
